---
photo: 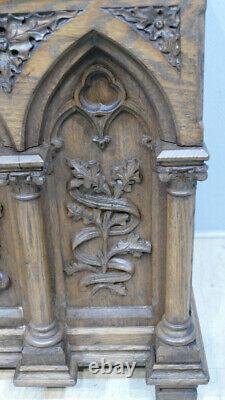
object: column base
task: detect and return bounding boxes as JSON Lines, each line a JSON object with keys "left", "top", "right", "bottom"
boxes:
{"left": 146, "top": 296, "right": 209, "bottom": 389}
{"left": 14, "top": 342, "right": 77, "bottom": 387}
{"left": 156, "top": 315, "right": 196, "bottom": 346}
{"left": 155, "top": 387, "right": 197, "bottom": 400}
{"left": 25, "top": 321, "right": 63, "bottom": 348}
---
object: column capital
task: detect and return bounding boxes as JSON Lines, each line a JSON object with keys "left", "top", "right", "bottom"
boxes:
{"left": 157, "top": 164, "right": 208, "bottom": 197}
{"left": 10, "top": 171, "right": 46, "bottom": 201}
{"left": 2, "top": 171, "right": 47, "bottom": 201}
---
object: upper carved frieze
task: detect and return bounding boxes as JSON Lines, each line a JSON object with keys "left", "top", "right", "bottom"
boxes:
{"left": 103, "top": 6, "right": 181, "bottom": 70}
{"left": 0, "top": 10, "right": 80, "bottom": 94}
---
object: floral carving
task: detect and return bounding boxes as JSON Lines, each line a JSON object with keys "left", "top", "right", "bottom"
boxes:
{"left": 0, "top": 10, "right": 80, "bottom": 93}
{"left": 103, "top": 6, "right": 181, "bottom": 70}
{"left": 64, "top": 158, "right": 151, "bottom": 296}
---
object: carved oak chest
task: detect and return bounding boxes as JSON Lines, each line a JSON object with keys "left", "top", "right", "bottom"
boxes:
{"left": 0, "top": 1, "right": 209, "bottom": 398}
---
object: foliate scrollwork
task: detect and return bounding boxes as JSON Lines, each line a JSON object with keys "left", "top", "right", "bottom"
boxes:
{"left": 158, "top": 165, "right": 208, "bottom": 196}
{"left": 64, "top": 158, "right": 151, "bottom": 296}
{"left": 0, "top": 10, "right": 80, "bottom": 93}
{"left": 103, "top": 6, "right": 181, "bottom": 70}
{"left": 51, "top": 65, "right": 151, "bottom": 151}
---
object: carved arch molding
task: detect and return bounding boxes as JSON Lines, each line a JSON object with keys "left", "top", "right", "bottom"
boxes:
{"left": 12, "top": 13, "right": 178, "bottom": 298}
{"left": 0, "top": 4, "right": 181, "bottom": 93}
{"left": 42, "top": 60, "right": 153, "bottom": 297}
{"left": 48, "top": 57, "right": 159, "bottom": 298}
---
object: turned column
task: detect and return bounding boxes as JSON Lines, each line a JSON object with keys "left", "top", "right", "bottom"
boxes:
{"left": 9, "top": 171, "right": 62, "bottom": 348}
{"left": 156, "top": 165, "right": 208, "bottom": 346}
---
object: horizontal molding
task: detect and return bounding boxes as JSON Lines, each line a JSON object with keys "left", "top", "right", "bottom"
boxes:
{"left": 0, "top": 145, "right": 49, "bottom": 172}
{"left": 71, "top": 350, "right": 151, "bottom": 366}
{"left": 67, "top": 326, "right": 154, "bottom": 336}
{"left": 66, "top": 305, "right": 153, "bottom": 324}
{"left": 0, "top": 307, "right": 24, "bottom": 328}
{"left": 0, "top": 155, "right": 44, "bottom": 171}
{"left": 155, "top": 142, "right": 209, "bottom": 165}
{"left": 0, "top": 353, "right": 22, "bottom": 368}
{"left": 67, "top": 325, "right": 154, "bottom": 350}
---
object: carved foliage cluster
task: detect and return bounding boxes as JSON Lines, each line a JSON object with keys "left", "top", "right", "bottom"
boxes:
{"left": 0, "top": 10, "right": 79, "bottom": 93}
{"left": 0, "top": 4, "right": 181, "bottom": 95}
{"left": 103, "top": 6, "right": 181, "bottom": 70}
{"left": 64, "top": 158, "right": 151, "bottom": 296}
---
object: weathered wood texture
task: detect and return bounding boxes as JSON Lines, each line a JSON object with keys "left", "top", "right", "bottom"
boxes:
{"left": 0, "top": 0, "right": 209, "bottom": 396}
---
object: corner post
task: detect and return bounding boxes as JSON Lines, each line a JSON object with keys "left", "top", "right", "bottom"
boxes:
{"left": 9, "top": 171, "right": 62, "bottom": 348}
{"left": 4, "top": 167, "right": 76, "bottom": 387}
{"left": 156, "top": 165, "right": 208, "bottom": 346}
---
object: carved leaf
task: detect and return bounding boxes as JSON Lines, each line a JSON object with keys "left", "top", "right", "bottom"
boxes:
{"left": 111, "top": 158, "right": 141, "bottom": 197}
{"left": 67, "top": 202, "right": 102, "bottom": 227}
{"left": 67, "top": 159, "right": 111, "bottom": 196}
{"left": 103, "top": 6, "right": 181, "bottom": 70}
{"left": 0, "top": 10, "right": 79, "bottom": 93}
{"left": 108, "top": 233, "right": 152, "bottom": 260}
{"left": 92, "top": 283, "right": 127, "bottom": 296}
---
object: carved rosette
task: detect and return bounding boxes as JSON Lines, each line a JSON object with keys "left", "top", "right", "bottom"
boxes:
{"left": 64, "top": 158, "right": 152, "bottom": 296}
{"left": 0, "top": 10, "right": 80, "bottom": 93}
{"left": 103, "top": 6, "right": 181, "bottom": 70}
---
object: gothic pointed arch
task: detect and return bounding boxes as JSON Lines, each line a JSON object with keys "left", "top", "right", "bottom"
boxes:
{"left": 24, "top": 30, "right": 177, "bottom": 149}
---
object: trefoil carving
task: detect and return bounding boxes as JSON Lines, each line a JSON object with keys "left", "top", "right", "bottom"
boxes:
{"left": 51, "top": 64, "right": 150, "bottom": 151}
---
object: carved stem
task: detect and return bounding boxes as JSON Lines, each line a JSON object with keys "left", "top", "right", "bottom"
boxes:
{"left": 156, "top": 165, "right": 207, "bottom": 346}
{"left": 10, "top": 172, "right": 62, "bottom": 348}
{"left": 65, "top": 158, "right": 151, "bottom": 296}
